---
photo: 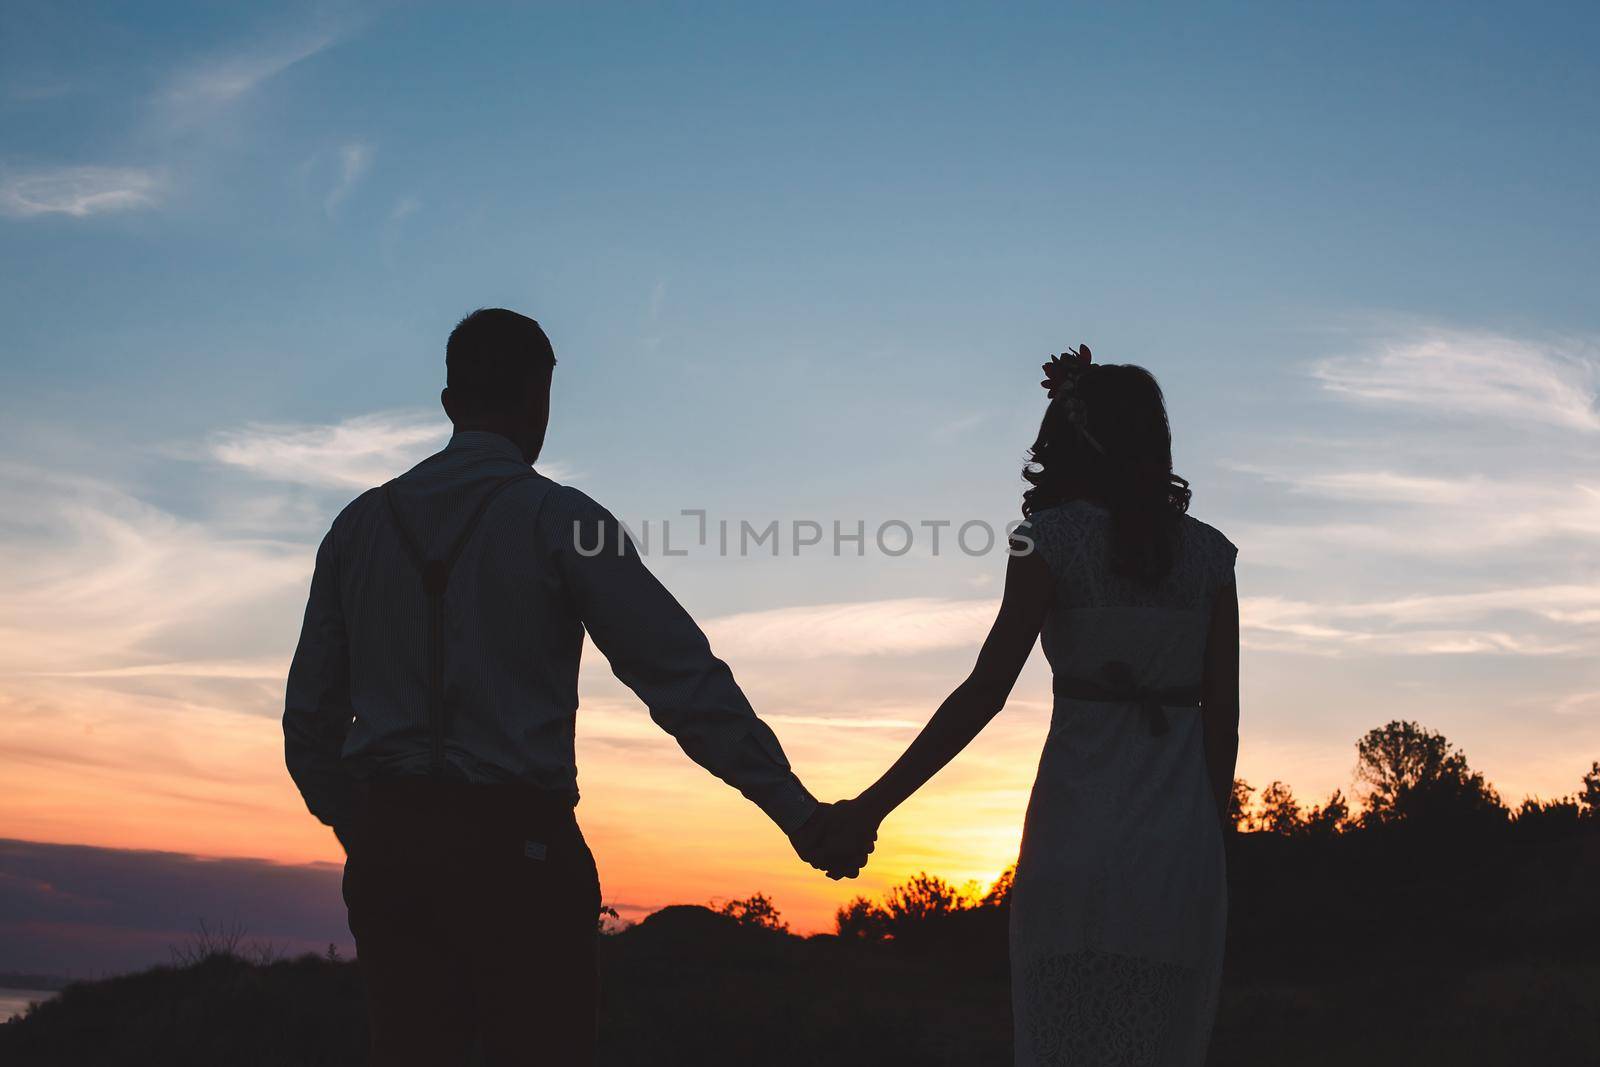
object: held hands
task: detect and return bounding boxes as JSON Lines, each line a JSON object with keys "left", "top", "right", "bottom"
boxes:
{"left": 820, "top": 798, "right": 883, "bottom": 880}
{"left": 789, "top": 798, "right": 883, "bottom": 880}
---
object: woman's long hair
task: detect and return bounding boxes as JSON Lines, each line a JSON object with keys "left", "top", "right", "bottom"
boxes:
{"left": 1022, "top": 363, "right": 1191, "bottom": 582}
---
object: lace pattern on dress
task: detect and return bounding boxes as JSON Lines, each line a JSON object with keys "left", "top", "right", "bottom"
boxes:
{"left": 1018, "top": 950, "right": 1200, "bottom": 1067}
{"left": 1022, "top": 504, "right": 1237, "bottom": 612}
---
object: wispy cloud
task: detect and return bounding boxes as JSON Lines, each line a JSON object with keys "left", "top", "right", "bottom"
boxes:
{"left": 211, "top": 411, "right": 579, "bottom": 488}
{"left": 0, "top": 166, "right": 163, "bottom": 218}
{"left": 766, "top": 713, "right": 926, "bottom": 730}
{"left": 1228, "top": 327, "right": 1600, "bottom": 654}
{"left": 4, "top": 16, "right": 357, "bottom": 225}
{"left": 1228, "top": 327, "right": 1600, "bottom": 570}
{"left": 704, "top": 597, "right": 998, "bottom": 660}
{"left": 935, "top": 411, "right": 990, "bottom": 437}
{"left": 1233, "top": 466, "right": 1476, "bottom": 506}
{"left": 323, "top": 141, "right": 372, "bottom": 217}
{"left": 1552, "top": 691, "right": 1600, "bottom": 716}
{"left": 696, "top": 546, "right": 1598, "bottom": 663}
{"left": 0, "top": 464, "right": 310, "bottom": 678}
{"left": 1240, "top": 584, "right": 1600, "bottom": 657}
{"left": 7, "top": 81, "right": 75, "bottom": 103}
{"left": 1311, "top": 330, "right": 1600, "bottom": 432}
{"left": 22, "top": 657, "right": 289, "bottom": 681}
{"left": 1230, "top": 476, "right": 1600, "bottom": 560}
{"left": 1352, "top": 584, "right": 1600, "bottom": 627}
{"left": 157, "top": 28, "right": 345, "bottom": 127}
{"left": 210, "top": 410, "right": 448, "bottom": 490}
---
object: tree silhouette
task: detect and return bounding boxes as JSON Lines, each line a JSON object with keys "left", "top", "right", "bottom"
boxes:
{"left": 1302, "top": 789, "right": 1350, "bottom": 836}
{"left": 716, "top": 893, "right": 788, "bottom": 932}
{"left": 981, "top": 864, "right": 1016, "bottom": 908}
{"left": 1228, "top": 778, "right": 1254, "bottom": 831}
{"left": 883, "top": 873, "right": 970, "bottom": 925}
{"left": 835, "top": 895, "right": 892, "bottom": 940}
{"left": 835, "top": 873, "right": 974, "bottom": 941}
{"left": 1354, "top": 720, "right": 1506, "bottom": 829}
{"left": 827, "top": 734, "right": 1595, "bottom": 957}
{"left": 1257, "top": 780, "right": 1302, "bottom": 836}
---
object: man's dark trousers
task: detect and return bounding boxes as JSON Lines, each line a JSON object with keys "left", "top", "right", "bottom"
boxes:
{"left": 342, "top": 776, "right": 601, "bottom": 1065}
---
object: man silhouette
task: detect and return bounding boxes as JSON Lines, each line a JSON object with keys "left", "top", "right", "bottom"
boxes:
{"left": 284, "top": 309, "right": 866, "bottom": 1065}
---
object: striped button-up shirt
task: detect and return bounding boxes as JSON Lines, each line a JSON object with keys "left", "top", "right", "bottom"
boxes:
{"left": 284, "top": 431, "right": 817, "bottom": 833}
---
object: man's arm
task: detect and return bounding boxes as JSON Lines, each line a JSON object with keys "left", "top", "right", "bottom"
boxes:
{"left": 545, "top": 489, "right": 818, "bottom": 835}
{"left": 284, "top": 525, "right": 355, "bottom": 834}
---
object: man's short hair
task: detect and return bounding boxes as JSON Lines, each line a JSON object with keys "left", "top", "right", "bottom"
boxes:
{"left": 445, "top": 308, "right": 556, "bottom": 414}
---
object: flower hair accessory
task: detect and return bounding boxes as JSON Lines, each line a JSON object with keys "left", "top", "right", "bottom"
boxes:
{"left": 1040, "top": 343, "right": 1092, "bottom": 398}
{"left": 1039, "top": 343, "right": 1104, "bottom": 453}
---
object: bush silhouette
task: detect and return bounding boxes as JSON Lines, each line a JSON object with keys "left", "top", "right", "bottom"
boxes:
{"left": 1511, "top": 796, "right": 1584, "bottom": 841}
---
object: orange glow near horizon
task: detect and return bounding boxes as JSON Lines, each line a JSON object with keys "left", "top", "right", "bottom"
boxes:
{"left": 0, "top": 675, "right": 1040, "bottom": 935}
{"left": 4, "top": 647, "right": 1595, "bottom": 936}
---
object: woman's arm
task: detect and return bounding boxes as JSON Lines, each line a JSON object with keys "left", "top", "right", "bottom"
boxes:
{"left": 1200, "top": 580, "right": 1241, "bottom": 830}
{"left": 851, "top": 545, "right": 1054, "bottom": 827}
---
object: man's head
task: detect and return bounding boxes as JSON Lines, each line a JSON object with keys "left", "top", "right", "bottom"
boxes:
{"left": 441, "top": 308, "right": 556, "bottom": 463}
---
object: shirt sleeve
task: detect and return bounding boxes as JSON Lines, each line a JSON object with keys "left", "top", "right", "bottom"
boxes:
{"left": 283, "top": 522, "right": 355, "bottom": 828}
{"left": 543, "top": 487, "right": 818, "bottom": 834}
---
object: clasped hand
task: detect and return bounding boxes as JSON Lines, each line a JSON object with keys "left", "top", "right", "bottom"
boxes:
{"left": 789, "top": 799, "right": 881, "bottom": 880}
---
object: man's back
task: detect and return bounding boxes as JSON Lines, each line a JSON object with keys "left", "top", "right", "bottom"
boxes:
{"left": 286, "top": 431, "right": 816, "bottom": 833}
{"left": 330, "top": 432, "right": 583, "bottom": 790}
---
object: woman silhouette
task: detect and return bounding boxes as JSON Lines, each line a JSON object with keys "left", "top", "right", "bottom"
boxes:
{"left": 833, "top": 346, "right": 1239, "bottom": 1065}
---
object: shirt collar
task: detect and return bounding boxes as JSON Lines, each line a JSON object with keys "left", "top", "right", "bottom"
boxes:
{"left": 446, "top": 431, "right": 526, "bottom": 463}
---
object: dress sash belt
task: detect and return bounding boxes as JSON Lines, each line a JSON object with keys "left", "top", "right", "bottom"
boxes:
{"left": 1052, "top": 660, "right": 1203, "bottom": 737}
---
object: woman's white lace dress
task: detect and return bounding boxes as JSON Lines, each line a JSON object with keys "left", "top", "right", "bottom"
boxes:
{"left": 1011, "top": 501, "right": 1237, "bottom": 1067}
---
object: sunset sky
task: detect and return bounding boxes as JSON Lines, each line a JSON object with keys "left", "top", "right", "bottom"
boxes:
{"left": 3, "top": 1, "right": 1598, "bottom": 962}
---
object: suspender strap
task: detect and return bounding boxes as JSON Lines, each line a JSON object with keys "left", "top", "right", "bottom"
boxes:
{"left": 382, "top": 472, "right": 542, "bottom": 776}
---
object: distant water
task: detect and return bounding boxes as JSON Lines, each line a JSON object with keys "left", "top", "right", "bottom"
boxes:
{"left": 1, "top": 988, "right": 55, "bottom": 1022}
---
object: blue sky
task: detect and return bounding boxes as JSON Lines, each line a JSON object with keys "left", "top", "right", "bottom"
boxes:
{"left": 2, "top": 1, "right": 1598, "bottom": 932}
